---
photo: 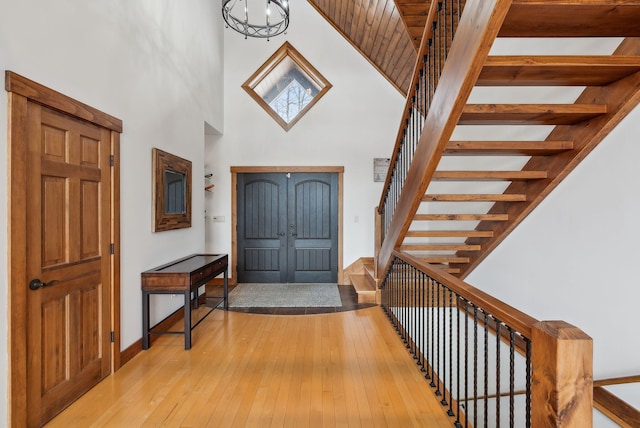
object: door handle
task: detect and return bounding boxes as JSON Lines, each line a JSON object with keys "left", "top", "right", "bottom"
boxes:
{"left": 277, "top": 232, "right": 286, "bottom": 237}
{"left": 29, "top": 278, "right": 59, "bottom": 291}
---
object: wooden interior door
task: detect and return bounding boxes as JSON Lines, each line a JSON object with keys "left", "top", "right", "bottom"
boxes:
{"left": 237, "top": 172, "right": 338, "bottom": 283}
{"left": 25, "top": 104, "right": 112, "bottom": 426}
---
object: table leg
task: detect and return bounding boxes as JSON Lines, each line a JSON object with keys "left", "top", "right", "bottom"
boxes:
{"left": 142, "top": 291, "right": 150, "bottom": 349}
{"left": 184, "top": 290, "right": 192, "bottom": 350}
{"left": 224, "top": 269, "right": 229, "bottom": 310}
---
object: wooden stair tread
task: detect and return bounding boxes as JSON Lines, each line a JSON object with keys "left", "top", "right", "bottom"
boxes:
{"left": 430, "top": 265, "right": 461, "bottom": 274}
{"left": 406, "top": 230, "right": 494, "bottom": 238}
{"left": 460, "top": 104, "right": 607, "bottom": 125}
{"left": 401, "top": 243, "right": 481, "bottom": 251}
{"left": 501, "top": 2, "right": 640, "bottom": 37}
{"left": 414, "top": 213, "right": 509, "bottom": 221}
{"left": 423, "top": 193, "right": 527, "bottom": 202}
{"left": 419, "top": 255, "right": 470, "bottom": 264}
{"left": 432, "top": 170, "right": 547, "bottom": 180}
{"left": 444, "top": 140, "right": 574, "bottom": 156}
{"left": 479, "top": 56, "right": 640, "bottom": 86}
{"left": 350, "top": 274, "right": 377, "bottom": 304}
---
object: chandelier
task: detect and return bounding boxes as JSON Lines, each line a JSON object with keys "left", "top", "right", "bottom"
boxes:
{"left": 222, "top": 0, "right": 290, "bottom": 40}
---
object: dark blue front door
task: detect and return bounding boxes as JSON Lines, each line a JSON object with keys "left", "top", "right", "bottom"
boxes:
{"left": 237, "top": 172, "right": 338, "bottom": 283}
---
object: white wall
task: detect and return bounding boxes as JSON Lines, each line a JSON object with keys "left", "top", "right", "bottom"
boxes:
{"left": 205, "top": 1, "right": 405, "bottom": 268}
{"left": 0, "top": 0, "right": 223, "bottom": 421}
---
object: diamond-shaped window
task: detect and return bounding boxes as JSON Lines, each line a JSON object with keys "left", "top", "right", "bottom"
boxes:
{"left": 242, "top": 41, "right": 332, "bottom": 131}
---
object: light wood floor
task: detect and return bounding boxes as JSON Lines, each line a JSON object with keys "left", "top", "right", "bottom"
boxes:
{"left": 47, "top": 307, "right": 453, "bottom": 427}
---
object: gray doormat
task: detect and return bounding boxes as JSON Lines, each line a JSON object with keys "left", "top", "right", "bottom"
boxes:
{"left": 228, "top": 283, "right": 342, "bottom": 307}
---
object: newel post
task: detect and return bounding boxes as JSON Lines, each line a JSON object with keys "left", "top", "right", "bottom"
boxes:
{"left": 531, "top": 321, "right": 593, "bottom": 427}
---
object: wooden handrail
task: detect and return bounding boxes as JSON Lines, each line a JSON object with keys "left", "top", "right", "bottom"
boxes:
{"left": 376, "top": 0, "right": 514, "bottom": 277}
{"left": 593, "top": 386, "right": 640, "bottom": 428}
{"left": 392, "top": 250, "right": 537, "bottom": 338}
{"left": 594, "top": 374, "right": 640, "bottom": 387}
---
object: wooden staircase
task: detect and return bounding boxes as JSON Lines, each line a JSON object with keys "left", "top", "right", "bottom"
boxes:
{"left": 349, "top": 260, "right": 378, "bottom": 303}
{"left": 389, "top": 0, "right": 640, "bottom": 279}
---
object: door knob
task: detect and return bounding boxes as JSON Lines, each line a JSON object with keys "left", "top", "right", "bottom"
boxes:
{"left": 29, "top": 278, "right": 59, "bottom": 291}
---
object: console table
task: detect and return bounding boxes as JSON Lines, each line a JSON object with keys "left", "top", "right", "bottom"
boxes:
{"left": 141, "top": 253, "right": 228, "bottom": 350}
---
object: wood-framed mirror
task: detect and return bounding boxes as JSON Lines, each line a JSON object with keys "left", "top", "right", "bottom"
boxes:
{"left": 152, "top": 148, "right": 192, "bottom": 232}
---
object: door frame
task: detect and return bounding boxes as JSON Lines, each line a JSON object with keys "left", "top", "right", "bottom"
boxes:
{"left": 6, "top": 71, "right": 122, "bottom": 427}
{"left": 231, "top": 166, "right": 344, "bottom": 284}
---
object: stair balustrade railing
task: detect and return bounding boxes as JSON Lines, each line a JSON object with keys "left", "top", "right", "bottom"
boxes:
{"left": 381, "top": 251, "right": 593, "bottom": 427}
{"left": 378, "top": 0, "right": 466, "bottom": 242}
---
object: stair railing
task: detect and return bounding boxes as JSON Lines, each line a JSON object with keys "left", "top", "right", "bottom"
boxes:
{"left": 375, "top": 0, "right": 514, "bottom": 277}
{"left": 378, "top": 0, "right": 465, "bottom": 243}
{"left": 381, "top": 251, "right": 593, "bottom": 427}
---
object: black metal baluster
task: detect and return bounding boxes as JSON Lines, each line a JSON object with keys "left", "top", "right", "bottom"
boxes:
{"left": 435, "top": 280, "right": 442, "bottom": 397}
{"left": 447, "top": 288, "right": 454, "bottom": 415}
{"left": 526, "top": 339, "right": 532, "bottom": 428}
{"left": 473, "top": 306, "right": 478, "bottom": 427}
{"left": 496, "top": 321, "right": 501, "bottom": 427}
{"left": 418, "top": 271, "right": 424, "bottom": 369}
{"left": 413, "top": 266, "right": 418, "bottom": 358}
{"left": 430, "top": 276, "right": 436, "bottom": 387}
{"left": 455, "top": 294, "right": 462, "bottom": 426}
{"left": 442, "top": 0, "right": 448, "bottom": 60}
{"left": 464, "top": 300, "right": 469, "bottom": 428}
{"left": 484, "top": 312, "right": 489, "bottom": 428}
{"left": 425, "top": 274, "right": 431, "bottom": 379}
{"left": 509, "top": 329, "right": 515, "bottom": 428}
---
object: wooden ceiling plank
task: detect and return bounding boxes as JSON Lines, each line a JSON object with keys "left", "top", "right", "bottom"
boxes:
{"left": 353, "top": 0, "right": 373, "bottom": 47}
{"left": 342, "top": 0, "right": 356, "bottom": 35}
{"left": 306, "top": 0, "right": 409, "bottom": 95}
{"left": 361, "top": 0, "right": 389, "bottom": 54}
{"left": 444, "top": 140, "right": 574, "bottom": 155}
{"left": 370, "top": 0, "right": 399, "bottom": 62}
{"left": 387, "top": 34, "right": 419, "bottom": 92}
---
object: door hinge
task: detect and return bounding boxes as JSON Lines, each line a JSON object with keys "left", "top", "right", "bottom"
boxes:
{"left": 110, "top": 155, "right": 114, "bottom": 166}
{"left": 110, "top": 331, "right": 115, "bottom": 343}
{"left": 110, "top": 243, "right": 115, "bottom": 254}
